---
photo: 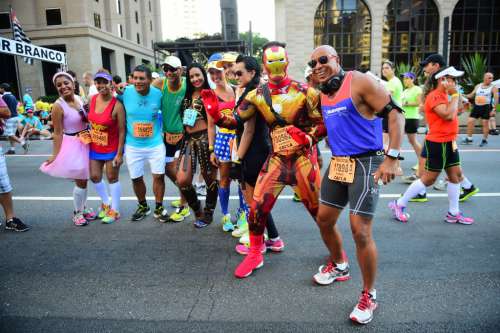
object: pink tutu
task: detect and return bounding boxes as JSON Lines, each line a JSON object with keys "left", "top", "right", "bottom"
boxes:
{"left": 40, "top": 134, "right": 89, "bottom": 180}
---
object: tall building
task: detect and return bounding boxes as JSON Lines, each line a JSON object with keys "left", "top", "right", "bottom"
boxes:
{"left": 0, "top": 0, "right": 161, "bottom": 98}
{"left": 276, "top": 0, "right": 500, "bottom": 80}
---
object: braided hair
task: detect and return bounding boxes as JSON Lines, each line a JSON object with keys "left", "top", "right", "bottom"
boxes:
{"left": 234, "top": 55, "right": 261, "bottom": 109}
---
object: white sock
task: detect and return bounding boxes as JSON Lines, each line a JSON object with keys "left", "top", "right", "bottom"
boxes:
{"left": 109, "top": 181, "right": 121, "bottom": 213}
{"left": 336, "top": 262, "right": 348, "bottom": 270}
{"left": 73, "top": 186, "right": 87, "bottom": 212}
{"left": 270, "top": 236, "right": 280, "bottom": 242}
{"left": 369, "top": 289, "right": 377, "bottom": 299}
{"left": 447, "top": 182, "right": 460, "bottom": 215}
{"left": 461, "top": 176, "right": 472, "bottom": 190}
{"left": 397, "top": 179, "right": 426, "bottom": 207}
{"left": 93, "top": 180, "right": 110, "bottom": 205}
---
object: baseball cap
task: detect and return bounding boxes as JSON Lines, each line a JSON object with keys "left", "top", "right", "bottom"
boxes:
{"left": 435, "top": 66, "right": 464, "bottom": 79}
{"left": 420, "top": 54, "right": 446, "bottom": 68}
{"left": 403, "top": 72, "right": 416, "bottom": 80}
{"left": 163, "top": 55, "right": 182, "bottom": 69}
{"left": 217, "top": 52, "right": 238, "bottom": 67}
{"left": 207, "top": 53, "right": 224, "bottom": 71}
{"left": 26, "top": 107, "right": 34, "bottom": 113}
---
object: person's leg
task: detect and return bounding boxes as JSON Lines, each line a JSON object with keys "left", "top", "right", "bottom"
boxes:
{"left": 218, "top": 162, "right": 231, "bottom": 217}
{"left": 316, "top": 204, "right": 344, "bottom": 264}
{"left": 464, "top": 117, "right": 475, "bottom": 142}
{"left": 293, "top": 154, "right": 321, "bottom": 219}
{"left": 481, "top": 118, "right": 489, "bottom": 144}
{"left": 90, "top": 159, "right": 110, "bottom": 207}
{"left": 350, "top": 215, "right": 376, "bottom": 291}
{"left": 177, "top": 152, "right": 200, "bottom": 218}
{"left": 104, "top": 160, "right": 121, "bottom": 220}
{"left": 407, "top": 133, "right": 422, "bottom": 160}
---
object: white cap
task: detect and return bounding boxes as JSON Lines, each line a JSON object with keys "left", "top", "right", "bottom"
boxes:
{"left": 163, "top": 55, "right": 182, "bottom": 68}
{"left": 435, "top": 66, "right": 464, "bottom": 79}
{"left": 152, "top": 72, "right": 160, "bottom": 79}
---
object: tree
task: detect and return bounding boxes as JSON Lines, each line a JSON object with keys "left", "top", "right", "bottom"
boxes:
{"left": 239, "top": 32, "right": 269, "bottom": 58}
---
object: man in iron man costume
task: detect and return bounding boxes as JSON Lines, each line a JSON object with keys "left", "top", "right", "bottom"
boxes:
{"left": 203, "top": 41, "right": 326, "bottom": 278}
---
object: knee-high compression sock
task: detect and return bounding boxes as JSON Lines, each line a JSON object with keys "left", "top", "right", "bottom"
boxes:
{"left": 447, "top": 182, "right": 460, "bottom": 215}
{"left": 93, "top": 180, "right": 110, "bottom": 205}
{"left": 218, "top": 187, "right": 230, "bottom": 215}
{"left": 205, "top": 180, "right": 219, "bottom": 212}
{"left": 180, "top": 185, "right": 201, "bottom": 214}
{"left": 397, "top": 179, "right": 426, "bottom": 207}
{"left": 109, "top": 181, "right": 121, "bottom": 212}
{"left": 461, "top": 176, "right": 472, "bottom": 190}
{"left": 73, "top": 186, "right": 87, "bottom": 212}
{"left": 266, "top": 213, "right": 279, "bottom": 239}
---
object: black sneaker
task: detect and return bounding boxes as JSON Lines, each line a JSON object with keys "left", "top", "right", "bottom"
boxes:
{"left": 459, "top": 185, "right": 479, "bottom": 202}
{"left": 131, "top": 203, "right": 151, "bottom": 221}
{"left": 461, "top": 137, "right": 473, "bottom": 145}
{"left": 489, "top": 129, "right": 499, "bottom": 135}
{"left": 5, "top": 217, "right": 30, "bottom": 232}
{"left": 409, "top": 193, "right": 428, "bottom": 202}
{"left": 5, "top": 149, "right": 15, "bottom": 155}
{"left": 479, "top": 139, "right": 488, "bottom": 147}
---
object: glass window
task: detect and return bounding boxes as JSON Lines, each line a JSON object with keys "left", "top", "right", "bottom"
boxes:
{"left": 0, "top": 12, "right": 10, "bottom": 29}
{"left": 451, "top": 0, "right": 500, "bottom": 76}
{"left": 94, "top": 13, "right": 101, "bottom": 28}
{"left": 314, "top": 0, "right": 371, "bottom": 71}
{"left": 382, "top": 0, "right": 439, "bottom": 67}
{"left": 46, "top": 8, "right": 62, "bottom": 26}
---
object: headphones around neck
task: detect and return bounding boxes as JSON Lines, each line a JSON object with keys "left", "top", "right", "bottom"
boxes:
{"left": 319, "top": 69, "right": 345, "bottom": 95}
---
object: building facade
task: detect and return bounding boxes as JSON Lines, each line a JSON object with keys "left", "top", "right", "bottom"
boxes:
{"left": 275, "top": 0, "right": 500, "bottom": 80}
{"left": 0, "top": 0, "right": 161, "bottom": 98}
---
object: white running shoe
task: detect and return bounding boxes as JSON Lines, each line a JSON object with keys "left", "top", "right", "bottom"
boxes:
{"left": 350, "top": 290, "right": 377, "bottom": 325}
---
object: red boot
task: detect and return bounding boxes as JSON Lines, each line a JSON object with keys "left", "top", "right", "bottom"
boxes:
{"left": 234, "top": 234, "right": 264, "bottom": 278}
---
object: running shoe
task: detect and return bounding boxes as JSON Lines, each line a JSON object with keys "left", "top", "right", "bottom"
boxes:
{"left": 235, "top": 243, "right": 266, "bottom": 255}
{"left": 479, "top": 139, "right": 488, "bottom": 147}
{"left": 231, "top": 213, "right": 248, "bottom": 238}
{"left": 461, "top": 137, "right": 473, "bottom": 145}
{"left": 433, "top": 179, "right": 448, "bottom": 191}
{"left": 265, "top": 238, "right": 285, "bottom": 252}
{"left": 350, "top": 290, "right": 377, "bottom": 325}
{"left": 409, "top": 193, "right": 428, "bottom": 203}
{"left": 5, "top": 217, "right": 30, "bottom": 232}
{"left": 166, "top": 206, "right": 190, "bottom": 222}
{"left": 97, "top": 203, "right": 111, "bottom": 219}
{"left": 5, "top": 149, "right": 15, "bottom": 155}
{"left": 292, "top": 193, "right": 301, "bottom": 202}
{"left": 411, "top": 163, "right": 418, "bottom": 171}
{"left": 459, "top": 185, "right": 479, "bottom": 202}
{"left": 239, "top": 232, "right": 268, "bottom": 245}
{"left": 489, "top": 129, "right": 499, "bottom": 135}
{"left": 388, "top": 200, "right": 409, "bottom": 223}
{"left": 83, "top": 208, "right": 97, "bottom": 221}
{"left": 154, "top": 205, "right": 168, "bottom": 219}
{"left": 401, "top": 174, "right": 418, "bottom": 184}
{"left": 194, "top": 219, "right": 210, "bottom": 228}
{"left": 221, "top": 215, "right": 234, "bottom": 232}
{"left": 170, "top": 199, "right": 181, "bottom": 208}
{"left": 73, "top": 212, "right": 88, "bottom": 226}
{"left": 131, "top": 203, "right": 151, "bottom": 221}
{"left": 313, "top": 261, "right": 350, "bottom": 285}
{"left": 444, "top": 212, "right": 474, "bottom": 225}
{"left": 101, "top": 209, "right": 120, "bottom": 224}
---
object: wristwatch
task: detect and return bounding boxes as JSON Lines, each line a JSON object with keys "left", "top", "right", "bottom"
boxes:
{"left": 386, "top": 149, "right": 400, "bottom": 160}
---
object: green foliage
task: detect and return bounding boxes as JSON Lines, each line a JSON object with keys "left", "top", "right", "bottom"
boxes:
{"left": 395, "top": 58, "right": 426, "bottom": 85}
{"left": 239, "top": 32, "right": 269, "bottom": 58}
{"left": 39, "top": 95, "right": 58, "bottom": 103}
{"left": 461, "top": 53, "right": 487, "bottom": 94}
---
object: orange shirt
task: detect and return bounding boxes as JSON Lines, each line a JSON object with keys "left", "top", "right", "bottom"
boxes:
{"left": 424, "top": 89, "right": 458, "bottom": 142}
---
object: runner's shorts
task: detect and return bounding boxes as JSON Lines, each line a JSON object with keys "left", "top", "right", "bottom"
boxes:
{"left": 404, "top": 119, "right": 419, "bottom": 134}
{"left": 214, "top": 131, "right": 236, "bottom": 162}
{"left": 470, "top": 105, "right": 491, "bottom": 120}
{"left": 163, "top": 136, "right": 182, "bottom": 163}
{"left": 125, "top": 144, "right": 166, "bottom": 179}
{"left": 0, "top": 150, "right": 12, "bottom": 193}
{"left": 4, "top": 117, "right": 19, "bottom": 136}
{"left": 320, "top": 155, "right": 383, "bottom": 218}
{"left": 423, "top": 140, "right": 460, "bottom": 172}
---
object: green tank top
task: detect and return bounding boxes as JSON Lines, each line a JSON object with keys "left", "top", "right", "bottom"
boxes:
{"left": 161, "top": 77, "right": 186, "bottom": 133}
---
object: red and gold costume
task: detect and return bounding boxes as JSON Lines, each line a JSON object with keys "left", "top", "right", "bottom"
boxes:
{"left": 205, "top": 43, "right": 326, "bottom": 278}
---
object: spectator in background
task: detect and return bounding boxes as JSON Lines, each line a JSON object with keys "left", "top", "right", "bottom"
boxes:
{"left": 20, "top": 107, "right": 52, "bottom": 142}
{"left": 112, "top": 75, "right": 122, "bottom": 97}
{"left": 23, "top": 87, "right": 33, "bottom": 111}
{"left": 83, "top": 71, "right": 98, "bottom": 100}
{"left": 0, "top": 83, "right": 27, "bottom": 154}
{"left": 67, "top": 70, "right": 85, "bottom": 98}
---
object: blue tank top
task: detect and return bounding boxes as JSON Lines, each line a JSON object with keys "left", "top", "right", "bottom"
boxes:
{"left": 321, "top": 71, "right": 383, "bottom": 156}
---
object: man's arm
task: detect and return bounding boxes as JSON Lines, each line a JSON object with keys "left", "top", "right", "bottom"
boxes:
{"left": 492, "top": 86, "right": 498, "bottom": 114}
{"left": 465, "top": 84, "right": 478, "bottom": 100}
{"left": 202, "top": 89, "right": 256, "bottom": 129}
{"left": 304, "top": 87, "right": 327, "bottom": 143}
{"left": 152, "top": 78, "right": 164, "bottom": 90}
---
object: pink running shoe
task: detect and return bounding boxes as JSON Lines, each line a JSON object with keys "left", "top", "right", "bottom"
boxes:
{"left": 235, "top": 243, "right": 266, "bottom": 255}
{"left": 73, "top": 212, "right": 88, "bottom": 226}
{"left": 388, "top": 200, "right": 409, "bottom": 223}
{"left": 265, "top": 239, "right": 285, "bottom": 252}
{"left": 444, "top": 212, "right": 474, "bottom": 225}
{"left": 350, "top": 290, "right": 378, "bottom": 324}
{"left": 83, "top": 207, "right": 97, "bottom": 221}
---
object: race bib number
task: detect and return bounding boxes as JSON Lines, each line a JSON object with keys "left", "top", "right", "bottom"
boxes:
{"left": 328, "top": 157, "right": 356, "bottom": 183}
{"left": 90, "top": 129, "right": 109, "bottom": 146}
{"left": 183, "top": 108, "right": 197, "bottom": 127}
{"left": 133, "top": 122, "right": 153, "bottom": 138}
{"left": 475, "top": 95, "right": 488, "bottom": 106}
{"left": 77, "top": 130, "right": 92, "bottom": 145}
{"left": 165, "top": 132, "right": 183, "bottom": 145}
{"left": 270, "top": 126, "right": 300, "bottom": 153}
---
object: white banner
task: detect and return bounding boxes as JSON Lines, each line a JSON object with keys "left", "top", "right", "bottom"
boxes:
{"left": 0, "top": 36, "right": 66, "bottom": 65}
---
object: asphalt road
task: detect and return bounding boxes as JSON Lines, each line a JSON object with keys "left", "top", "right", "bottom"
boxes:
{"left": 1, "top": 134, "right": 499, "bottom": 333}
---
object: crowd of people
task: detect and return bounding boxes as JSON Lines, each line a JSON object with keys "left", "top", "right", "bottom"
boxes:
{"left": 0, "top": 40, "right": 495, "bottom": 325}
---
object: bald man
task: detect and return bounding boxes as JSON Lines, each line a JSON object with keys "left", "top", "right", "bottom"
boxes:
{"left": 310, "top": 45, "right": 404, "bottom": 324}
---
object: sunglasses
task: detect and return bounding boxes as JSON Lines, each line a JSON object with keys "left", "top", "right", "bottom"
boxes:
{"left": 162, "top": 65, "right": 176, "bottom": 73}
{"left": 308, "top": 55, "right": 336, "bottom": 69}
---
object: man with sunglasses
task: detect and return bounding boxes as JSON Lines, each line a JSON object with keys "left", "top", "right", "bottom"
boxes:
{"left": 152, "top": 56, "right": 190, "bottom": 222}
{"left": 310, "top": 45, "right": 404, "bottom": 325}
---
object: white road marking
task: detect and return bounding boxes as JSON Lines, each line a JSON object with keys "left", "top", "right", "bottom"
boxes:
{"left": 12, "top": 193, "right": 500, "bottom": 201}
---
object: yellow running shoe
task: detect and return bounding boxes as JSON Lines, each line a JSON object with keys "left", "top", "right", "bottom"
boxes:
{"left": 168, "top": 206, "right": 190, "bottom": 222}
{"left": 170, "top": 199, "right": 181, "bottom": 208}
{"left": 97, "top": 203, "right": 110, "bottom": 219}
{"left": 101, "top": 209, "right": 120, "bottom": 224}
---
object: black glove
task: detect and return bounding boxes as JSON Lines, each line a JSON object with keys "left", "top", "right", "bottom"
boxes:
{"left": 229, "top": 160, "right": 243, "bottom": 181}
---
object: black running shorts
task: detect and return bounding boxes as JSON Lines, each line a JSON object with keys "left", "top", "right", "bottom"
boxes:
{"left": 423, "top": 139, "right": 460, "bottom": 172}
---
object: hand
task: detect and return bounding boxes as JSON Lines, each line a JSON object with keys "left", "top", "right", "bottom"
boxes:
{"left": 45, "top": 155, "right": 56, "bottom": 165}
{"left": 229, "top": 160, "right": 243, "bottom": 181}
{"left": 200, "top": 89, "right": 220, "bottom": 122}
{"left": 210, "top": 152, "right": 219, "bottom": 168}
{"left": 286, "top": 126, "right": 312, "bottom": 149}
{"left": 112, "top": 154, "right": 123, "bottom": 168}
{"left": 373, "top": 158, "right": 398, "bottom": 185}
